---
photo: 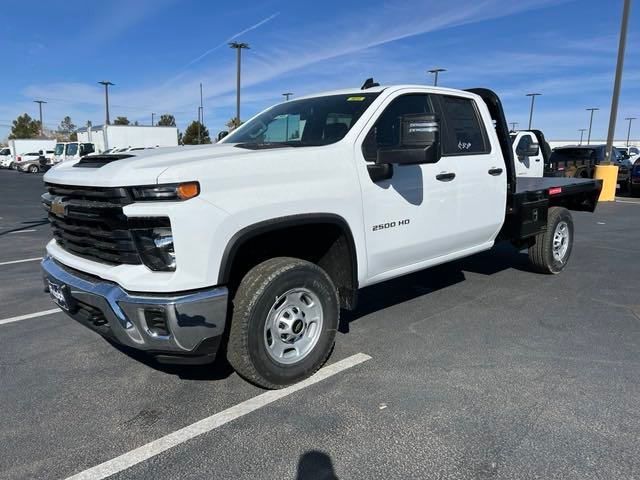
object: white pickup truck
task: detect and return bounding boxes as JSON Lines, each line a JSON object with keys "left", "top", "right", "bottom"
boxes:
{"left": 41, "top": 84, "right": 602, "bottom": 388}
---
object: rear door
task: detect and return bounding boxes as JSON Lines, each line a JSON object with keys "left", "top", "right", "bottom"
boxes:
{"left": 433, "top": 93, "right": 506, "bottom": 249}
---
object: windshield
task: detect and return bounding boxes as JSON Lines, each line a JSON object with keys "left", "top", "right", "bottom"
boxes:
{"left": 0, "top": 148, "right": 10, "bottom": 155}
{"left": 55, "top": 144, "right": 64, "bottom": 155}
{"left": 224, "top": 93, "right": 380, "bottom": 147}
{"left": 65, "top": 143, "right": 78, "bottom": 156}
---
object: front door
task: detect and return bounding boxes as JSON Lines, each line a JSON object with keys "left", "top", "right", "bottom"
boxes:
{"left": 355, "top": 92, "right": 460, "bottom": 281}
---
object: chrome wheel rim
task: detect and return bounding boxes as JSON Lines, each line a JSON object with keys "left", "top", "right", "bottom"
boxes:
{"left": 552, "top": 221, "right": 570, "bottom": 262}
{"left": 263, "top": 287, "right": 323, "bottom": 365}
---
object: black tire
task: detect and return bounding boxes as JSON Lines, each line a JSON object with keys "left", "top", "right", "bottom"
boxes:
{"left": 528, "top": 207, "right": 574, "bottom": 274}
{"left": 28, "top": 165, "right": 39, "bottom": 173}
{"left": 227, "top": 257, "right": 339, "bottom": 389}
{"left": 631, "top": 186, "right": 640, "bottom": 198}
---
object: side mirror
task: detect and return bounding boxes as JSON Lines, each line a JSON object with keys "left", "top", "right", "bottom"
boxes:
{"left": 217, "top": 131, "right": 229, "bottom": 142}
{"left": 376, "top": 114, "right": 441, "bottom": 165}
{"left": 516, "top": 142, "right": 540, "bottom": 157}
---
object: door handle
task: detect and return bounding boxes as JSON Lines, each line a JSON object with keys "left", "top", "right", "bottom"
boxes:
{"left": 436, "top": 172, "right": 456, "bottom": 182}
{"left": 488, "top": 167, "right": 503, "bottom": 176}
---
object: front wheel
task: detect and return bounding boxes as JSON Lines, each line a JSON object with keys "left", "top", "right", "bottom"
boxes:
{"left": 28, "top": 165, "right": 39, "bottom": 173}
{"left": 227, "top": 257, "right": 339, "bottom": 389}
{"left": 528, "top": 207, "right": 574, "bottom": 274}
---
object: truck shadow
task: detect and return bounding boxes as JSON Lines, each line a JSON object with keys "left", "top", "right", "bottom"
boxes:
{"left": 340, "top": 243, "right": 531, "bottom": 333}
{"left": 107, "top": 340, "right": 235, "bottom": 381}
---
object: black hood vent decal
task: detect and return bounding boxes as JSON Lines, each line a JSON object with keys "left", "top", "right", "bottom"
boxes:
{"left": 73, "top": 154, "right": 135, "bottom": 168}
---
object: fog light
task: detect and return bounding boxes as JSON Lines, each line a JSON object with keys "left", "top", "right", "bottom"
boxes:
{"left": 132, "top": 227, "right": 176, "bottom": 271}
{"left": 143, "top": 308, "right": 169, "bottom": 336}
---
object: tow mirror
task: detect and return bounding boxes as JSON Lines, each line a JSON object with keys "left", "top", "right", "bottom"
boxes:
{"left": 516, "top": 142, "right": 540, "bottom": 157}
{"left": 376, "top": 113, "right": 441, "bottom": 165}
{"left": 217, "top": 131, "right": 229, "bottom": 142}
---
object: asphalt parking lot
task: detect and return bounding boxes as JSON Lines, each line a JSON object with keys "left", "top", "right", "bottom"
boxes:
{"left": 1, "top": 168, "right": 639, "bottom": 480}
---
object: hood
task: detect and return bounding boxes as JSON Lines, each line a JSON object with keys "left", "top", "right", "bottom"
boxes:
{"left": 43, "top": 144, "right": 256, "bottom": 187}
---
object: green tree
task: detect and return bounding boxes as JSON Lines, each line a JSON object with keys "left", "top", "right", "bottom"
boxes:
{"left": 69, "top": 132, "right": 78, "bottom": 141}
{"left": 182, "top": 121, "right": 210, "bottom": 145}
{"left": 9, "top": 113, "right": 40, "bottom": 139}
{"left": 58, "top": 116, "right": 76, "bottom": 134}
{"left": 157, "top": 114, "right": 176, "bottom": 127}
{"left": 56, "top": 116, "right": 77, "bottom": 141}
{"left": 225, "top": 117, "right": 242, "bottom": 130}
{"left": 113, "top": 116, "right": 130, "bottom": 125}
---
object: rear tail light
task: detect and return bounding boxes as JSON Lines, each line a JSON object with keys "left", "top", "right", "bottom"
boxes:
{"left": 17, "top": 156, "right": 22, "bottom": 161}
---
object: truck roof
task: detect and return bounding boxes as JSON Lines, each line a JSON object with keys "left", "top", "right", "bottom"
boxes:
{"left": 294, "top": 84, "right": 479, "bottom": 101}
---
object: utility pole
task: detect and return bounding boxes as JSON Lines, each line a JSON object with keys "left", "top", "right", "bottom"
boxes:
{"left": 526, "top": 93, "right": 541, "bottom": 130}
{"left": 625, "top": 117, "right": 636, "bottom": 146}
{"left": 586, "top": 108, "right": 599, "bottom": 145}
{"left": 229, "top": 42, "right": 250, "bottom": 126}
{"left": 33, "top": 100, "right": 47, "bottom": 136}
{"left": 151, "top": 112, "right": 155, "bottom": 126}
{"left": 197, "top": 107, "right": 201, "bottom": 145}
{"left": 510, "top": 122, "right": 518, "bottom": 131}
{"left": 282, "top": 92, "right": 293, "bottom": 101}
{"left": 606, "top": 0, "right": 632, "bottom": 162}
{"left": 579, "top": 129, "right": 587, "bottom": 145}
{"left": 428, "top": 68, "right": 446, "bottom": 86}
{"left": 98, "top": 81, "right": 114, "bottom": 125}
{"left": 282, "top": 93, "right": 293, "bottom": 140}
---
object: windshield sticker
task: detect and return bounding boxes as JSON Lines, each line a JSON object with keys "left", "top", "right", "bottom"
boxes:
{"left": 347, "top": 96, "right": 366, "bottom": 102}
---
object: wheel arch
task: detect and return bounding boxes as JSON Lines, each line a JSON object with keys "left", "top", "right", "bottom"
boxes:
{"left": 218, "top": 213, "right": 359, "bottom": 309}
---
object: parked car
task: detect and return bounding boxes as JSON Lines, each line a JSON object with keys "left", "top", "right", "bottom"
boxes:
{"left": 630, "top": 161, "right": 640, "bottom": 197}
{"left": 12, "top": 152, "right": 42, "bottom": 170}
{"left": 42, "top": 84, "right": 602, "bottom": 388}
{"left": 548, "top": 145, "right": 631, "bottom": 189}
{"left": 17, "top": 157, "right": 44, "bottom": 173}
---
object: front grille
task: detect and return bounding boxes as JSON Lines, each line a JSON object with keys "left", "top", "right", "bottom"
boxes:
{"left": 43, "top": 183, "right": 142, "bottom": 266}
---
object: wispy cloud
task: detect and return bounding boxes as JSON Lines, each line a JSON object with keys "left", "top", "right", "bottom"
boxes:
{"left": 5, "top": 0, "right": 595, "bottom": 139}
{"left": 183, "top": 13, "right": 280, "bottom": 69}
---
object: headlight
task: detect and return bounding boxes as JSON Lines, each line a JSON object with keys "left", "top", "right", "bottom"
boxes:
{"left": 132, "top": 227, "right": 176, "bottom": 271}
{"left": 130, "top": 182, "right": 199, "bottom": 201}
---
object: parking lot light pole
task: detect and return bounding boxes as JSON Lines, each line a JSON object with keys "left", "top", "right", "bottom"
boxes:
{"left": 625, "top": 117, "right": 636, "bottom": 146}
{"left": 526, "top": 93, "right": 541, "bottom": 130}
{"left": 510, "top": 122, "right": 518, "bottom": 131}
{"left": 229, "top": 42, "right": 250, "bottom": 125}
{"left": 586, "top": 108, "right": 599, "bottom": 145}
{"left": 606, "top": 0, "right": 632, "bottom": 162}
{"left": 428, "top": 68, "right": 446, "bottom": 86}
{"left": 151, "top": 113, "right": 155, "bottom": 126}
{"left": 282, "top": 92, "right": 293, "bottom": 101}
{"left": 98, "top": 81, "right": 114, "bottom": 125}
{"left": 579, "top": 129, "right": 587, "bottom": 145}
{"left": 33, "top": 100, "right": 46, "bottom": 136}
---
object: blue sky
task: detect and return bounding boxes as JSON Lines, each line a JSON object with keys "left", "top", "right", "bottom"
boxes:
{"left": 1, "top": 0, "right": 638, "bottom": 141}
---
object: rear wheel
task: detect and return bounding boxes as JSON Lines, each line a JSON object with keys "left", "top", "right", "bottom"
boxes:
{"left": 528, "top": 207, "right": 574, "bottom": 274}
{"left": 28, "top": 164, "right": 39, "bottom": 173}
{"left": 227, "top": 257, "right": 339, "bottom": 389}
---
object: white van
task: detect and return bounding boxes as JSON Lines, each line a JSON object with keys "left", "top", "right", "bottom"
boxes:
{"left": 0, "top": 147, "right": 12, "bottom": 168}
{"left": 53, "top": 142, "right": 96, "bottom": 163}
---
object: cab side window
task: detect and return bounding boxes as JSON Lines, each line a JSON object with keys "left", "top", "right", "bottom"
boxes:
{"left": 362, "top": 94, "right": 433, "bottom": 162}
{"left": 436, "top": 95, "right": 489, "bottom": 155}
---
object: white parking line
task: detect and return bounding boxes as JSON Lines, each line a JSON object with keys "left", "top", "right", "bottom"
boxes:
{"left": 615, "top": 199, "right": 640, "bottom": 204}
{"left": 0, "top": 256, "right": 42, "bottom": 266}
{"left": 0, "top": 308, "right": 61, "bottom": 326}
{"left": 65, "top": 352, "right": 372, "bottom": 480}
{"left": 8, "top": 229, "right": 37, "bottom": 234}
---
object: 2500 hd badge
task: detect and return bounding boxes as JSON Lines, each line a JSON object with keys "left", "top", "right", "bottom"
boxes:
{"left": 372, "top": 219, "right": 410, "bottom": 231}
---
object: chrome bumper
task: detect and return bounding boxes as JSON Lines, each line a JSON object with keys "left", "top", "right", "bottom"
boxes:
{"left": 42, "top": 256, "right": 228, "bottom": 362}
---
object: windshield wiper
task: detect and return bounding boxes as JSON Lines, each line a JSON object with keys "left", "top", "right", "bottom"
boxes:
{"left": 234, "top": 142, "right": 292, "bottom": 150}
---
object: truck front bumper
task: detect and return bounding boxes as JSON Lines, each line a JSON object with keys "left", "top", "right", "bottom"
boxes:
{"left": 41, "top": 256, "right": 228, "bottom": 364}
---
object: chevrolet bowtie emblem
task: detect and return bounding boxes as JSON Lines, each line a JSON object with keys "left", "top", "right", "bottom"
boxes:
{"left": 51, "top": 198, "right": 66, "bottom": 217}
